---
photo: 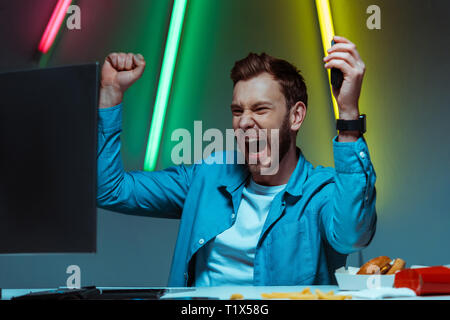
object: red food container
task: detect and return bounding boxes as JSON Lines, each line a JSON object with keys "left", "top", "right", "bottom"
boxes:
{"left": 394, "top": 266, "right": 450, "bottom": 296}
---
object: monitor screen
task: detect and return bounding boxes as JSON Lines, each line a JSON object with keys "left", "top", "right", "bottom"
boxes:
{"left": 0, "top": 63, "right": 98, "bottom": 253}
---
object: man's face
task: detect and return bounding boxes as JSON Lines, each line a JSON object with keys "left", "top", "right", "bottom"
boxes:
{"left": 231, "top": 72, "right": 292, "bottom": 175}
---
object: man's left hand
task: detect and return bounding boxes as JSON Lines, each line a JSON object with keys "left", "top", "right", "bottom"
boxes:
{"left": 323, "top": 35, "right": 365, "bottom": 121}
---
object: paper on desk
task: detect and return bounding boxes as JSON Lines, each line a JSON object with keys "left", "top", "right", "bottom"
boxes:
{"left": 339, "top": 266, "right": 359, "bottom": 274}
{"left": 335, "top": 266, "right": 395, "bottom": 290}
{"left": 341, "top": 287, "right": 416, "bottom": 299}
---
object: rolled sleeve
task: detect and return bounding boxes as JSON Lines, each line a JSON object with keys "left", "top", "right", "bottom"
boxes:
{"left": 98, "top": 103, "right": 123, "bottom": 133}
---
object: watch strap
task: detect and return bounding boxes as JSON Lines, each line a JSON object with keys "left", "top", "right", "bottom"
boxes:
{"left": 336, "top": 114, "right": 366, "bottom": 133}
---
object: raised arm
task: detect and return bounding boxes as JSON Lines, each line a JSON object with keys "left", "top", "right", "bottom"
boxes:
{"left": 320, "top": 36, "right": 377, "bottom": 253}
{"left": 97, "top": 53, "right": 193, "bottom": 218}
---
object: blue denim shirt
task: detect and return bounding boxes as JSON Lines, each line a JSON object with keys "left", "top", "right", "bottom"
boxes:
{"left": 96, "top": 104, "right": 377, "bottom": 287}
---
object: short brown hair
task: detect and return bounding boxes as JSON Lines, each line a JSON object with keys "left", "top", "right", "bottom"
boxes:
{"left": 230, "top": 52, "right": 308, "bottom": 108}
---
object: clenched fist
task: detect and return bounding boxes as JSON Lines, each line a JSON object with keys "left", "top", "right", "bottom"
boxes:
{"left": 99, "top": 52, "right": 146, "bottom": 109}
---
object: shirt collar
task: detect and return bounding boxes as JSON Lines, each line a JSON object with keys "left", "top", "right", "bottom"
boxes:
{"left": 284, "top": 148, "right": 308, "bottom": 197}
{"left": 216, "top": 151, "right": 250, "bottom": 193}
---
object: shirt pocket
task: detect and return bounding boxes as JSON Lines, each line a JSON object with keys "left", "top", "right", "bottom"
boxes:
{"left": 266, "top": 219, "right": 315, "bottom": 285}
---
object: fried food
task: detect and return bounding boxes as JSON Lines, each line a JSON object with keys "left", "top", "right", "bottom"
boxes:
{"left": 386, "top": 258, "right": 406, "bottom": 275}
{"left": 357, "top": 256, "right": 406, "bottom": 275}
{"left": 357, "top": 256, "right": 392, "bottom": 275}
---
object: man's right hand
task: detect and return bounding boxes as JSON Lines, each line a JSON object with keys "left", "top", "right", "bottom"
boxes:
{"left": 99, "top": 52, "right": 146, "bottom": 109}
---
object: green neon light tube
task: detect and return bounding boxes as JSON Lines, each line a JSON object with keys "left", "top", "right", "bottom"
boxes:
{"left": 144, "top": 0, "right": 188, "bottom": 171}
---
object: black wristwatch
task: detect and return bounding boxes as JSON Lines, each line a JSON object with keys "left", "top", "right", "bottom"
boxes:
{"left": 336, "top": 114, "right": 366, "bottom": 134}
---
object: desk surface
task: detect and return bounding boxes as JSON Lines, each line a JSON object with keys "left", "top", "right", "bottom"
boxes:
{"left": 2, "top": 286, "right": 450, "bottom": 300}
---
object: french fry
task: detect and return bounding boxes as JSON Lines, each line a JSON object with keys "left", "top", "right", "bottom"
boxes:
{"left": 261, "top": 292, "right": 298, "bottom": 299}
{"left": 261, "top": 287, "right": 352, "bottom": 300}
{"left": 230, "top": 293, "right": 244, "bottom": 300}
{"left": 300, "top": 287, "right": 312, "bottom": 295}
{"left": 315, "top": 289, "right": 331, "bottom": 299}
{"left": 289, "top": 294, "right": 318, "bottom": 300}
{"left": 315, "top": 289, "right": 352, "bottom": 300}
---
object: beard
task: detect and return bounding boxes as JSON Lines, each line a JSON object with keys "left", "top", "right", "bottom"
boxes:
{"left": 245, "top": 114, "right": 292, "bottom": 176}
{"left": 278, "top": 114, "right": 293, "bottom": 164}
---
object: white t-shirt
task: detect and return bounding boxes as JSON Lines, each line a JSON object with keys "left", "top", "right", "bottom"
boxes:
{"left": 194, "top": 178, "right": 287, "bottom": 286}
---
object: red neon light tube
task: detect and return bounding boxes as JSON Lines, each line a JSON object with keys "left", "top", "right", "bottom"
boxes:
{"left": 38, "top": 0, "right": 72, "bottom": 54}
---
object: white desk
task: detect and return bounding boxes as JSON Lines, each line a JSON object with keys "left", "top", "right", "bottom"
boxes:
{"left": 160, "top": 285, "right": 450, "bottom": 300}
{"left": 161, "top": 285, "right": 339, "bottom": 300}
{"left": 2, "top": 286, "right": 450, "bottom": 300}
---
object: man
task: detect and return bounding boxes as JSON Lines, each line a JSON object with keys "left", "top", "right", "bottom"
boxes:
{"left": 97, "top": 35, "right": 376, "bottom": 287}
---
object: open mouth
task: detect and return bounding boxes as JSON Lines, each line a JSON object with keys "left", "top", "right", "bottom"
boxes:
{"left": 245, "top": 137, "right": 268, "bottom": 163}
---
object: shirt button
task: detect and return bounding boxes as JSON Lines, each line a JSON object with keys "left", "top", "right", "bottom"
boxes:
{"left": 231, "top": 213, "right": 236, "bottom": 219}
{"left": 359, "top": 151, "right": 366, "bottom": 159}
{"left": 184, "top": 272, "right": 188, "bottom": 279}
{"left": 198, "top": 238, "right": 205, "bottom": 245}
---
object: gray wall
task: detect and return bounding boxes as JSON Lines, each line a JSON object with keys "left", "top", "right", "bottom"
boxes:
{"left": 1, "top": 0, "right": 450, "bottom": 288}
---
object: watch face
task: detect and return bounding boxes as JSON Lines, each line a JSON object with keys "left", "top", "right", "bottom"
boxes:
{"left": 360, "top": 114, "right": 366, "bottom": 133}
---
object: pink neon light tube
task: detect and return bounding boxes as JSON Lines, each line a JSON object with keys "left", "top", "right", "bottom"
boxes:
{"left": 38, "top": 0, "right": 72, "bottom": 53}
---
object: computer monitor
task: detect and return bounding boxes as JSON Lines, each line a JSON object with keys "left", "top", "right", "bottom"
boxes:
{"left": 0, "top": 63, "right": 99, "bottom": 253}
